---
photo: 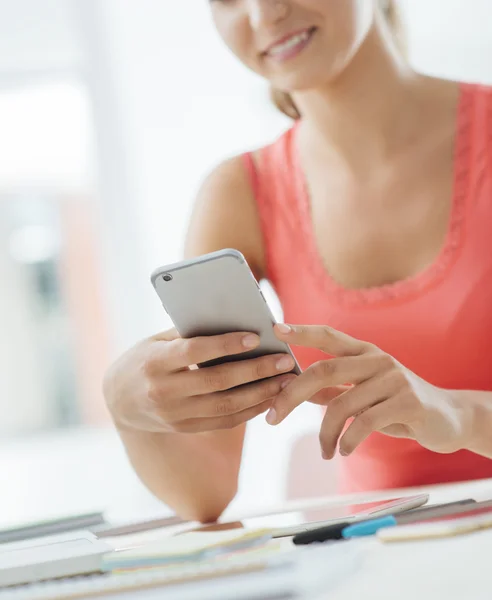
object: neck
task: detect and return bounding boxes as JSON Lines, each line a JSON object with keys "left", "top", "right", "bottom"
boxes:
{"left": 292, "top": 24, "right": 425, "bottom": 167}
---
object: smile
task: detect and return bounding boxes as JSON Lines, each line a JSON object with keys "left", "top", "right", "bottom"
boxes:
{"left": 264, "top": 27, "right": 317, "bottom": 63}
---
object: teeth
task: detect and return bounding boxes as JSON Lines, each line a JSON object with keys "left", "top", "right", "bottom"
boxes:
{"left": 269, "top": 31, "right": 310, "bottom": 56}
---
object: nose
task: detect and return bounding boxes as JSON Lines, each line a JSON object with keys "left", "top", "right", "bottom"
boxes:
{"left": 246, "top": 0, "right": 291, "bottom": 29}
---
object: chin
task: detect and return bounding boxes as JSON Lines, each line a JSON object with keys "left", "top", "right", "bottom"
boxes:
{"left": 269, "top": 70, "right": 336, "bottom": 94}
{"left": 265, "top": 55, "right": 348, "bottom": 94}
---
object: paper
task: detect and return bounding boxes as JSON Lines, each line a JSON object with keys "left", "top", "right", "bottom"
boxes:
{"left": 378, "top": 512, "right": 492, "bottom": 542}
{"left": 103, "top": 528, "right": 272, "bottom": 570}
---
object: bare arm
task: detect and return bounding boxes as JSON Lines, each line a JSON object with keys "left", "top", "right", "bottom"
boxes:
{"left": 108, "top": 156, "right": 268, "bottom": 523}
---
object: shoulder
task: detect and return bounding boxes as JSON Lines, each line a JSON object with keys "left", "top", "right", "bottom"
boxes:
{"left": 459, "top": 81, "right": 492, "bottom": 117}
{"left": 461, "top": 82, "right": 492, "bottom": 157}
{"left": 185, "top": 126, "right": 297, "bottom": 279}
{"left": 185, "top": 154, "right": 265, "bottom": 278}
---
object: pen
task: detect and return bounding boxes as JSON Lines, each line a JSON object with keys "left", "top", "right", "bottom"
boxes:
{"left": 343, "top": 499, "right": 492, "bottom": 539}
{"left": 292, "top": 498, "right": 477, "bottom": 545}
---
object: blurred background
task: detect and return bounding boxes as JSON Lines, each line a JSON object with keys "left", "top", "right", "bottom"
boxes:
{"left": 0, "top": 0, "right": 491, "bottom": 528}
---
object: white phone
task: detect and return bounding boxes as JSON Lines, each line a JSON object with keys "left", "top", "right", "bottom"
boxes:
{"left": 269, "top": 494, "right": 430, "bottom": 538}
{"left": 151, "top": 249, "right": 301, "bottom": 373}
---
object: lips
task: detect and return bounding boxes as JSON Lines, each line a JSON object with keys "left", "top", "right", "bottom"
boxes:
{"left": 264, "top": 27, "right": 317, "bottom": 60}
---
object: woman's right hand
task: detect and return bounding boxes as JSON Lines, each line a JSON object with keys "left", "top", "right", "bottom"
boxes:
{"left": 103, "top": 329, "right": 297, "bottom": 434}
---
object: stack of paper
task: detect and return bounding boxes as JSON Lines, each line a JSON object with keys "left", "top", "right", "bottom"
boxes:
{"left": 102, "top": 529, "right": 273, "bottom": 572}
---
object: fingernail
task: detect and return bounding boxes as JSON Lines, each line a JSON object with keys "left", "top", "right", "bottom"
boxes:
{"left": 266, "top": 408, "right": 277, "bottom": 425}
{"left": 280, "top": 379, "right": 291, "bottom": 390}
{"left": 339, "top": 447, "right": 349, "bottom": 457}
{"left": 276, "top": 324, "right": 292, "bottom": 334}
{"left": 321, "top": 450, "right": 330, "bottom": 460}
{"left": 242, "top": 334, "right": 260, "bottom": 349}
{"left": 276, "top": 356, "right": 294, "bottom": 371}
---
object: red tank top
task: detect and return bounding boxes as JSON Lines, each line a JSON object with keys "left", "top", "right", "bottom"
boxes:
{"left": 243, "top": 83, "right": 492, "bottom": 493}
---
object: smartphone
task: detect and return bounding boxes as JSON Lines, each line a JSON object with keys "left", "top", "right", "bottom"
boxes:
{"left": 268, "top": 494, "right": 430, "bottom": 538}
{"left": 151, "top": 249, "right": 300, "bottom": 373}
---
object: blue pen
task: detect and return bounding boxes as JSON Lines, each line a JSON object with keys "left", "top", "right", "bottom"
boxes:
{"left": 342, "top": 515, "right": 398, "bottom": 538}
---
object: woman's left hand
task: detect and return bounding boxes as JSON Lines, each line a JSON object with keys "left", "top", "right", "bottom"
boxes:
{"left": 269, "top": 324, "right": 473, "bottom": 459}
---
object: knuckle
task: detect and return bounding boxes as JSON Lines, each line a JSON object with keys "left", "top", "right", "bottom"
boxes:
{"left": 154, "top": 374, "right": 175, "bottom": 398}
{"left": 311, "top": 360, "right": 334, "bottom": 379}
{"left": 322, "top": 325, "right": 335, "bottom": 338}
{"left": 146, "top": 385, "right": 174, "bottom": 421}
{"left": 202, "top": 371, "right": 228, "bottom": 392}
{"left": 175, "top": 338, "right": 196, "bottom": 363}
{"left": 252, "top": 358, "right": 272, "bottom": 380}
{"left": 391, "top": 368, "right": 409, "bottom": 389}
{"left": 363, "top": 342, "right": 379, "bottom": 355}
{"left": 142, "top": 352, "right": 162, "bottom": 380}
{"left": 215, "top": 395, "right": 234, "bottom": 416}
{"left": 356, "top": 410, "right": 374, "bottom": 430}
{"left": 379, "top": 353, "right": 396, "bottom": 371}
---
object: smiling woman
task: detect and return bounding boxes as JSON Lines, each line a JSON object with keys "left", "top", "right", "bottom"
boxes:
{"left": 104, "top": 0, "right": 492, "bottom": 523}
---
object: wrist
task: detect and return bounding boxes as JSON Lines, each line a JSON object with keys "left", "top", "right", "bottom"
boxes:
{"left": 450, "top": 389, "right": 485, "bottom": 454}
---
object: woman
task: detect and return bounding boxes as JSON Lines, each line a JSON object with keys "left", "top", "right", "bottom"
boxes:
{"left": 104, "top": 0, "right": 492, "bottom": 522}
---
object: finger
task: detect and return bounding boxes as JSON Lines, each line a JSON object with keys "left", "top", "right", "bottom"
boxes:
{"left": 308, "top": 385, "right": 352, "bottom": 406}
{"left": 154, "top": 331, "right": 262, "bottom": 372}
{"left": 318, "top": 375, "right": 395, "bottom": 459}
{"left": 172, "top": 399, "right": 273, "bottom": 434}
{"left": 170, "top": 374, "right": 296, "bottom": 421}
{"left": 338, "top": 393, "right": 412, "bottom": 456}
{"left": 268, "top": 353, "right": 392, "bottom": 425}
{"left": 171, "top": 353, "right": 296, "bottom": 396}
{"left": 275, "top": 324, "right": 371, "bottom": 357}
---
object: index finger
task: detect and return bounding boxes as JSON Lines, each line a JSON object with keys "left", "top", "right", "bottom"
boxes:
{"left": 164, "top": 332, "right": 261, "bottom": 370}
{"left": 274, "top": 324, "right": 370, "bottom": 357}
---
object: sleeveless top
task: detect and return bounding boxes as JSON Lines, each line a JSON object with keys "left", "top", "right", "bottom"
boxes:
{"left": 243, "top": 83, "right": 492, "bottom": 493}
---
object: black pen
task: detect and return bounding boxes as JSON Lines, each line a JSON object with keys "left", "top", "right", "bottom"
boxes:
{"left": 292, "top": 498, "right": 477, "bottom": 545}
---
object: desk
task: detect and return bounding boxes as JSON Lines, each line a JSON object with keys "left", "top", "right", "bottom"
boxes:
{"left": 244, "top": 478, "right": 492, "bottom": 600}
{"left": 106, "top": 478, "right": 492, "bottom": 600}
{"left": 8, "top": 478, "right": 492, "bottom": 600}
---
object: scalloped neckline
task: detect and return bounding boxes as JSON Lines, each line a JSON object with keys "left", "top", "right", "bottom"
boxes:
{"left": 292, "top": 83, "right": 473, "bottom": 307}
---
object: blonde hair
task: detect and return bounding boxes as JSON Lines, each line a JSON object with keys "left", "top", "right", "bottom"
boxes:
{"left": 271, "top": 0, "right": 406, "bottom": 120}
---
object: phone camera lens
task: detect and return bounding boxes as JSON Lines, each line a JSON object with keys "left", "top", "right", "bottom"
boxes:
{"left": 163, "top": 274, "right": 173, "bottom": 282}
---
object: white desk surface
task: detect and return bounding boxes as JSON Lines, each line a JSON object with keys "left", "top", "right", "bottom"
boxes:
{"left": 99, "top": 478, "right": 492, "bottom": 600}
{"left": 261, "top": 478, "right": 492, "bottom": 600}
{"left": 14, "top": 478, "right": 492, "bottom": 600}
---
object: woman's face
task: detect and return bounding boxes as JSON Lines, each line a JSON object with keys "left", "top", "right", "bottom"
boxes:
{"left": 210, "top": 0, "right": 375, "bottom": 92}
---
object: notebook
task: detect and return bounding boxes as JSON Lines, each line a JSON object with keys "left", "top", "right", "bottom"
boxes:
{"left": 1, "top": 541, "right": 360, "bottom": 600}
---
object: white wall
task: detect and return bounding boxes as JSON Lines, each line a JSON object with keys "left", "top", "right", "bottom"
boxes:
{"left": 401, "top": 0, "right": 492, "bottom": 83}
